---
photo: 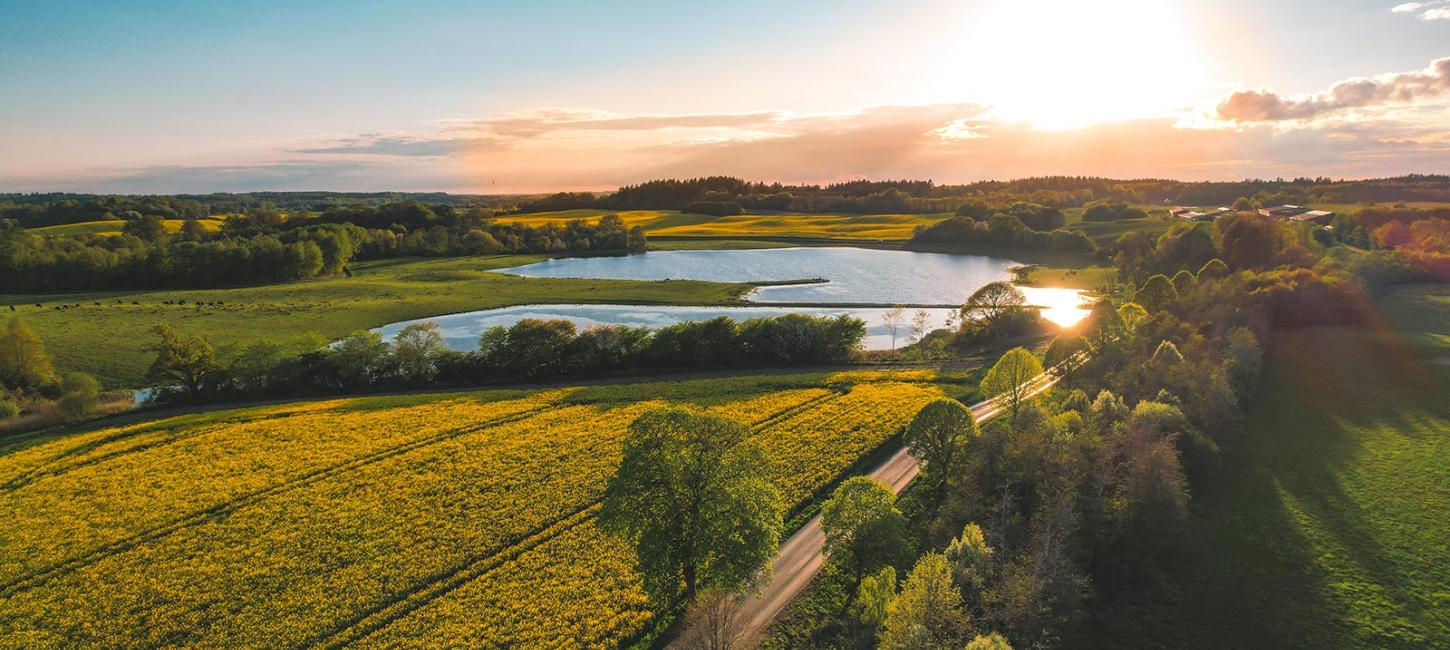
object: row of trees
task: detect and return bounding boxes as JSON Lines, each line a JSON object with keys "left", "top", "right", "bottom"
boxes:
{"left": 143, "top": 314, "right": 867, "bottom": 404}
{"left": 0, "top": 209, "right": 645, "bottom": 292}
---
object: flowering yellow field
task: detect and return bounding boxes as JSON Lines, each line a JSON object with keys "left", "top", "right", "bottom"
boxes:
{"left": 0, "top": 372, "right": 943, "bottom": 648}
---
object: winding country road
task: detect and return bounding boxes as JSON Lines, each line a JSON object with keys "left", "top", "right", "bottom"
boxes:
{"left": 733, "top": 370, "right": 1063, "bottom": 639}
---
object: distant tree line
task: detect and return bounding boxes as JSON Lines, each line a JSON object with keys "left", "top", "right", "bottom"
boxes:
{"left": 909, "top": 214, "right": 1095, "bottom": 253}
{"left": 0, "top": 191, "right": 517, "bottom": 228}
{"left": 512, "top": 174, "right": 1450, "bottom": 216}
{"left": 0, "top": 204, "right": 645, "bottom": 292}
{"left": 143, "top": 313, "right": 865, "bottom": 404}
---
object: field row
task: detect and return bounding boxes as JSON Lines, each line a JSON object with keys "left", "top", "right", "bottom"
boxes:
{"left": 0, "top": 372, "right": 942, "bottom": 648}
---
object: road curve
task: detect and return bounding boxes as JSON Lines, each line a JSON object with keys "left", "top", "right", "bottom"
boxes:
{"left": 731, "top": 371, "right": 1061, "bottom": 640}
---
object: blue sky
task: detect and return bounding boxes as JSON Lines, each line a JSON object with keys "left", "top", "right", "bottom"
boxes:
{"left": 2, "top": 0, "right": 1448, "bottom": 192}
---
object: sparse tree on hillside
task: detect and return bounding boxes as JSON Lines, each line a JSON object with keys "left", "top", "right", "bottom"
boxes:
{"left": 980, "top": 347, "right": 1044, "bottom": 420}
{"left": 599, "top": 406, "right": 782, "bottom": 603}
{"left": 0, "top": 317, "right": 56, "bottom": 391}
{"left": 911, "top": 309, "right": 933, "bottom": 344}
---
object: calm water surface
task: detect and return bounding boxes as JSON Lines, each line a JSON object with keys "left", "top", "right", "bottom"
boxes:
{"left": 378, "top": 247, "right": 1091, "bottom": 351}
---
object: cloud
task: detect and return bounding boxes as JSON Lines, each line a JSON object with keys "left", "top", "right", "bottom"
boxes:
{"left": 293, "top": 134, "right": 507, "bottom": 157}
{"left": 1215, "top": 56, "right": 1450, "bottom": 122}
{"left": 458, "top": 108, "right": 789, "bottom": 139}
{"left": 1390, "top": 0, "right": 1450, "bottom": 19}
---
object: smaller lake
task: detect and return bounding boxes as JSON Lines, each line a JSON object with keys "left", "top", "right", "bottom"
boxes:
{"left": 496, "top": 247, "right": 1021, "bottom": 305}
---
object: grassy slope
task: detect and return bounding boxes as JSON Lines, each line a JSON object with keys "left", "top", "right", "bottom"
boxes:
{"left": 2, "top": 255, "right": 749, "bottom": 388}
{"left": 1110, "top": 285, "right": 1450, "bottom": 648}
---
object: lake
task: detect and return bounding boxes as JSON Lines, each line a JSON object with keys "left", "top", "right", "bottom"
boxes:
{"left": 378, "top": 247, "right": 1091, "bottom": 351}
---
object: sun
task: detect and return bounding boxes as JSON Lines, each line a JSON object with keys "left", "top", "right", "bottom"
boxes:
{"left": 946, "top": 0, "right": 1207, "bottom": 129}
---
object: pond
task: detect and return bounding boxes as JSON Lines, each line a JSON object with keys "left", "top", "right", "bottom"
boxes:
{"left": 494, "top": 246, "right": 1020, "bottom": 305}
{"left": 378, "top": 247, "right": 1091, "bottom": 351}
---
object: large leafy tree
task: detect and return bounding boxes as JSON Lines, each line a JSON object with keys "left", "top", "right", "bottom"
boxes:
{"left": 146, "top": 324, "right": 217, "bottom": 400}
{"left": 961, "top": 282, "right": 1026, "bottom": 334}
{"left": 980, "top": 347, "right": 1044, "bottom": 420}
{"left": 820, "top": 477, "right": 908, "bottom": 586}
{"left": 880, "top": 553, "right": 970, "bottom": 650}
{"left": 599, "top": 406, "right": 782, "bottom": 603}
{"left": 0, "top": 317, "right": 56, "bottom": 391}
{"left": 904, "top": 398, "right": 977, "bottom": 492}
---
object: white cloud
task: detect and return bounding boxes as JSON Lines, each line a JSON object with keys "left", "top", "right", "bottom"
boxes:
{"left": 1215, "top": 56, "right": 1450, "bottom": 122}
{"left": 1422, "top": 7, "right": 1450, "bottom": 19}
{"left": 1390, "top": 0, "right": 1450, "bottom": 19}
{"left": 1392, "top": 2, "right": 1426, "bottom": 12}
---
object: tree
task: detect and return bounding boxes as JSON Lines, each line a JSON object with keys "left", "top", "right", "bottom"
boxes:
{"left": 911, "top": 309, "right": 933, "bottom": 344}
{"left": 904, "top": 398, "right": 977, "bottom": 491}
{"left": 1136, "top": 274, "right": 1179, "bottom": 312}
{"left": 961, "top": 282, "right": 1025, "bottom": 334}
{"left": 1171, "top": 269, "right": 1197, "bottom": 292}
{"left": 178, "top": 219, "right": 209, "bottom": 242}
{"left": 123, "top": 215, "right": 168, "bottom": 242}
{"left": 1116, "top": 302, "right": 1147, "bottom": 333}
{"left": 330, "top": 330, "right": 390, "bottom": 386}
{"left": 0, "top": 317, "right": 56, "bottom": 390}
{"left": 821, "top": 477, "right": 908, "bottom": 586}
{"left": 56, "top": 372, "right": 100, "bottom": 419}
{"left": 966, "top": 632, "right": 1014, "bottom": 650}
{"left": 852, "top": 566, "right": 898, "bottom": 634}
{"left": 675, "top": 590, "right": 755, "bottom": 650}
{"left": 0, "top": 396, "right": 17, "bottom": 420}
{"left": 944, "top": 523, "right": 996, "bottom": 603}
{"left": 599, "top": 407, "right": 782, "bottom": 603}
{"left": 881, "top": 553, "right": 969, "bottom": 650}
{"left": 1198, "top": 258, "right": 1229, "bottom": 279}
{"left": 882, "top": 307, "right": 906, "bottom": 349}
{"left": 980, "top": 347, "right": 1043, "bottom": 420}
{"left": 145, "top": 324, "right": 217, "bottom": 400}
{"left": 391, "top": 321, "right": 447, "bottom": 382}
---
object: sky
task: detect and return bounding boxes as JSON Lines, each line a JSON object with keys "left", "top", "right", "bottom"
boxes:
{"left": 1, "top": 0, "right": 1448, "bottom": 194}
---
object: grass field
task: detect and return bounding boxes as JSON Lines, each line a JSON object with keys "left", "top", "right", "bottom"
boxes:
{"left": 1065, "top": 216, "right": 1174, "bottom": 248}
{"left": 1107, "top": 285, "right": 1450, "bottom": 648}
{"left": 1, "top": 256, "right": 750, "bottom": 388}
{"left": 0, "top": 369, "right": 968, "bottom": 648}
{"left": 31, "top": 218, "right": 226, "bottom": 237}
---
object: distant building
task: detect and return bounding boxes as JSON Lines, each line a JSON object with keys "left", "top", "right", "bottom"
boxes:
{"left": 1171, "top": 206, "right": 1231, "bottom": 221}
{"left": 1289, "top": 210, "right": 1335, "bottom": 225}
{"left": 1259, "top": 204, "right": 1308, "bottom": 218}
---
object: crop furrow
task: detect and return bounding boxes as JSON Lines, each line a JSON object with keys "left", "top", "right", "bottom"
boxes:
{"left": 0, "top": 403, "right": 559, "bottom": 598}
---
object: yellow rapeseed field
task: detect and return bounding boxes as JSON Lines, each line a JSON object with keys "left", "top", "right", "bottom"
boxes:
{"left": 0, "top": 372, "right": 942, "bottom": 648}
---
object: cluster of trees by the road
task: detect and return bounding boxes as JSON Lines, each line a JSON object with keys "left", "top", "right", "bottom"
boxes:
{"left": 514, "top": 174, "right": 1450, "bottom": 216}
{"left": 0, "top": 318, "right": 102, "bottom": 424}
{"left": 0, "top": 205, "right": 645, "bottom": 292}
{"left": 140, "top": 313, "right": 866, "bottom": 404}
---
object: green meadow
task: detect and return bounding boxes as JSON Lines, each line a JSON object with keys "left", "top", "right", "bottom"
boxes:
{"left": 1110, "top": 285, "right": 1450, "bottom": 648}
{"left": 2, "top": 255, "right": 749, "bottom": 388}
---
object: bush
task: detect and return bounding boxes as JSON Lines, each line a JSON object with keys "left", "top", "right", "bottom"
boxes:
{"left": 0, "top": 398, "right": 18, "bottom": 420}
{"left": 56, "top": 372, "right": 101, "bottom": 420}
{"left": 1081, "top": 200, "right": 1145, "bottom": 222}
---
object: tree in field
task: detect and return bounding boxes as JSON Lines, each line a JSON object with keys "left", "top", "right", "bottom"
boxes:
{"left": 1136, "top": 274, "right": 1179, "bottom": 312}
{"left": 146, "top": 324, "right": 217, "bottom": 400}
{"left": 0, "top": 317, "right": 56, "bottom": 391}
{"left": 122, "top": 215, "right": 168, "bottom": 242}
{"left": 880, "top": 553, "right": 969, "bottom": 650}
{"left": 599, "top": 407, "right": 782, "bottom": 604}
{"left": 56, "top": 372, "right": 100, "bottom": 420}
{"left": 904, "top": 398, "right": 977, "bottom": 492}
{"left": 178, "top": 219, "right": 208, "bottom": 242}
{"left": 961, "top": 282, "right": 1025, "bottom": 334}
{"left": 882, "top": 307, "right": 906, "bottom": 349}
{"left": 980, "top": 347, "right": 1044, "bottom": 420}
{"left": 821, "top": 477, "right": 908, "bottom": 586}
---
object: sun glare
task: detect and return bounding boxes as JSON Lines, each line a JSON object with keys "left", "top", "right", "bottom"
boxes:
{"left": 951, "top": 0, "right": 1207, "bottom": 129}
